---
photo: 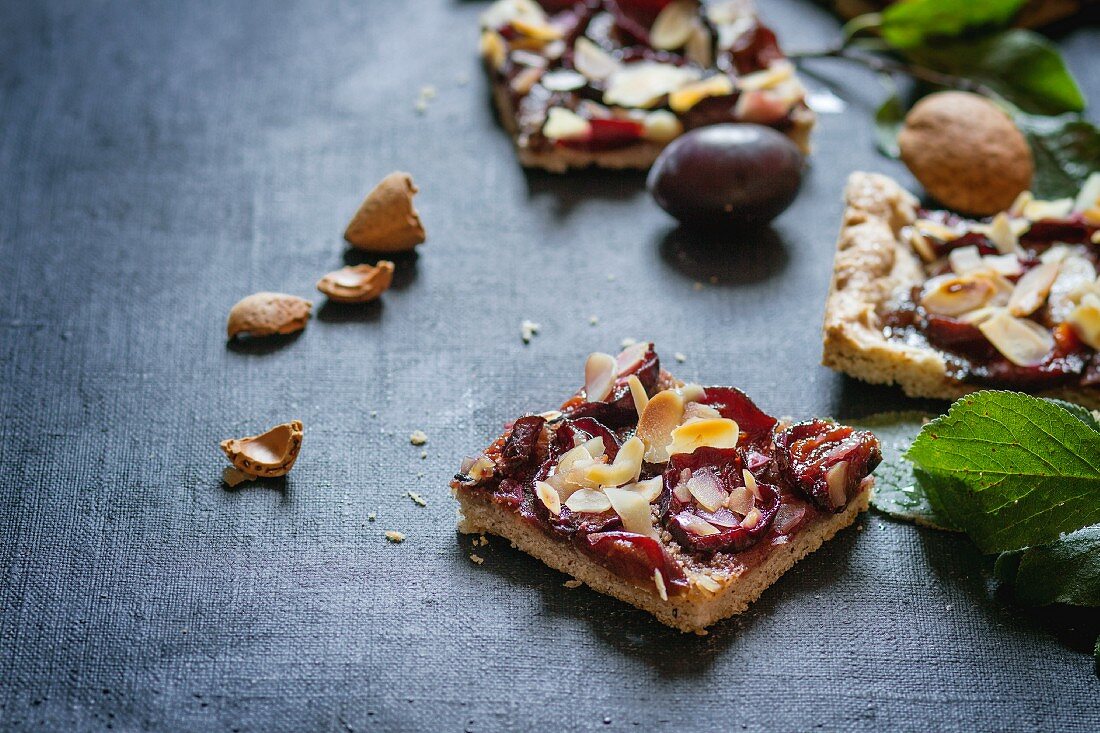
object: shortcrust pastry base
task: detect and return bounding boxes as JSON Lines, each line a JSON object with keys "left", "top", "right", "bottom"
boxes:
{"left": 821, "top": 172, "right": 1100, "bottom": 409}
{"left": 456, "top": 485, "right": 870, "bottom": 633}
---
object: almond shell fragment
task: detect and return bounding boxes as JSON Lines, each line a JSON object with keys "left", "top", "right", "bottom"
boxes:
{"left": 227, "top": 292, "right": 312, "bottom": 339}
{"left": 344, "top": 171, "right": 427, "bottom": 252}
{"left": 220, "top": 420, "right": 304, "bottom": 478}
{"left": 316, "top": 261, "right": 395, "bottom": 303}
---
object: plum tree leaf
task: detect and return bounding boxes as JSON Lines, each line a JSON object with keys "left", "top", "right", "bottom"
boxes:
{"left": 905, "top": 391, "right": 1100, "bottom": 553}
{"left": 879, "top": 0, "right": 1027, "bottom": 49}
{"left": 1016, "top": 114, "right": 1100, "bottom": 199}
{"left": 994, "top": 524, "right": 1100, "bottom": 607}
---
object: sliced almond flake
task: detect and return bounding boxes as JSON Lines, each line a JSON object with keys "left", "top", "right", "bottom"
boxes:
{"left": 585, "top": 436, "right": 644, "bottom": 487}
{"left": 543, "top": 106, "right": 591, "bottom": 141}
{"left": 535, "top": 481, "right": 562, "bottom": 515}
{"left": 1023, "top": 197, "right": 1074, "bottom": 221}
{"left": 988, "top": 212, "right": 1022, "bottom": 255}
{"left": 510, "top": 66, "right": 543, "bottom": 95}
{"left": 1008, "top": 261, "right": 1060, "bottom": 317}
{"left": 1069, "top": 293, "right": 1100, "bottom": 349}
{"left": 907, "top": 229, "right": 937, "bottom": 263}
{"left": 479, "top": 0, "right": 546, "bottom": 30}
{"left": 541, "top": 69, "right": 586, "bottom": 92}
{"left": 678, "top": 513, "right": 721, "bottom": 536}
{"left": 676, "top": 383, "right": 706, "bottom": 402}
{"left": 564, "top": 488, "right": 613, "bottom": 513}
{"left": 650, "top": 0, "right": 698, "bottom": 51}
{"left": 636, "top": 389, "right": 685, "bottom": 463}
{"left": 603, "top": 62, "right": 700, "bottom": 109}
{"left": 920, "top": 273, "right": 996, "bottom": 317}
{"left": 1073, "top": 172, "right": 1100, "bottom": 213}
{"left": 1009, "top": 190, "right": 1033, "bottom": 217}
{"left": 510, "top": 17, "right": 563, "bottom": 42}
{"left": 626, "top": 374, "right": 649, "bottom": 416}
{"left": 624, "top": 476, "right": 663, "bottom": 503}
{"left": 726, "top": 485, "right": 753, "bottom": 517}
{"left": 653, "top": 569, "right": 669, "bottom": 601}
{"left": 605, "top": 487, "right": 658, "bottom": 538}
{"left": 914, "top": 218, "right": 961, "bottom": 242}
{"left": 740, "top": 508, "right": 762, "bottom": 530}
{"left": 668, "top": 74, "right": 734, "bottom": 114}
{"left": 666, "top": 418, "right": 739, "bottom": 457}
{"left": 824, "top": 461, "right": 849, "bottom": 508}
{"left": 580, "top": 435, "right": 605, "bottom": 459}
{"left": 738, "top": 60, "right": 795, "bottom": 92}
{"left": 742, "top": 468, "right": 760, "bottom": 499}
{"left": 642, "top": 109, "right": 683, "bottom": 142}
{"left": 715, "top": 16, "right": 755, "bottom": 50}
{"left": 684, "top": 21, "right": 713, "bottom": 67}
{"left": 980, "top": 254, "right": 1024, "bottom": 277}
{"left": 948, "top": 245, "right": 983, "bottom": 275}
{"left": 584, "top": 351, "right": 618, "bottom": 402}
{"left": 480, "top": 30, "right": 507, "bottom": 71}
{"left": 573, "top": 37, "right": 621, "bottom": 82}
{"left": 978, "top": 310, "right": 1055, "bottom": 367}
{"left": 686, "top": 470, "right": 728, "bottom": 512}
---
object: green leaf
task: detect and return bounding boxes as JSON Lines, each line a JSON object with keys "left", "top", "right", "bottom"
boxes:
{"left": 905, "top": 391, "right": 1100, "bottom": 553}
{"left": 904, "top": 30, "right": 1086, "bottom": 115}
{"left": 1045, "top": 399, "right": 1100, "bottom": 432}
{"left": 995, "top": 525, "right": 1100, "bottom": 607}
{"left": 1016, "top": 114, "right": 1100, "bottom": 199}
{"left": 874, "top": 87, "right": 905, "bottom": 159}
{"left": 1095, "top": 635, "right": 1100, "bottom": 677}
{"left": 850, "top": 412, "right": 960, "bottom": 530}
{"left": 879, "top": 0, "right": 1026, "bottom": 49}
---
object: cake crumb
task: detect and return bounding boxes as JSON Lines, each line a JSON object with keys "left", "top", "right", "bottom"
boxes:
{"left": 370, "top": 410, "right": 377, "bottom": 418}
{"left": 708, "top": 275, "right": 718, "bottom": 284}
{"left": 470, "top": 553, "right": 485, "bottom": 565}
{"left": 674, "top": 352, "right": 686, "bottom": 363}
{"left": 456, "top": 73, "right": 470, "bottom": 86}
{"left": 606, "top": 273, "right": 616, "bottom": 282}
{"left": 588, "top": 315, "right": 599, "bottom": 326}
{"left": 385, "top": 530, "right": 406, "bottom": 543}
{"left": 693, "top": 282, "right": 704, "bottom": 291}
{"left": 521, "top": 319, "right": 540, "bottom": 344}
{"left": 409, "top": 430, "right": 428, "bottom": 446}
{"left": 420, "top": 451, "right": 427, "bottom": 460}
{"left": 368, "top": 512, "right": 376, "bottom": 522}
{"left": 408, "top": 491, "right": 426, "bottom": 507}
{"left": 564, "top": 579, "right": 583, "bottom": 589}
{"left": 619, "top": 337, "right": 637, "bottom": 348}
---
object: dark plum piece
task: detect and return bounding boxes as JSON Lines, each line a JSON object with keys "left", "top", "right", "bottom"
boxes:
{"left": 647, "top": 124, "right": 803, "bottom": 227}
{"left": 560, "top": 118, "right": 645, "bottom": 152}
{"left": 724, "top": 22, "right": 783, "bottom": 74}
{"left": 925, "top": 315, "right": 999, "bottom": 361}
{"left": 668, "top": 446, "right": 740, "bottom": 474}
{"left": 665, "top": 480, "right": 779, "bottom": 553}
{"left": 932, "top": 231, "right": 998, "bottom": 258}
{"left": 775, "top": 420, "right": 881, "bottom": 512}
{"left": 697, "top": 386, "right": 777, "bottom": 441}
{"left": 549, "top": 417, "right": 622, "bottom": 462}
{"left": 499, "top": 415, "right": 546, "bottom": 478}
{"left": 582, "top": 530, "right": 688, "bottom": 593}
{"left": 1021, "top": 216, "right": 1096, "bottom": 246}
{"left": 563, "top": 343, "right": 660, "bottom": 429}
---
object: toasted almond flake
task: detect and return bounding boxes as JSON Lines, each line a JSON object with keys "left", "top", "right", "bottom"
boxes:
{"left": 511, "top": 16, "right": 563, "bottom": 41}
{"left": 585, "top": 436, "right": 644, "bottom": 487}
{"left": 979, "top": 310, "right": 1055, "bottom": 367}
{"left": 664, "top": 73, "right": 734, "bottom": 112}
{"left": 1073, "top": 172, "right": 1100, "bottom": 213}
{"left": 409, "top": 430, "right": 428, "bottom": 446}
{"left": 222, "top": 466, "right": 257, "bottom": 488}
{"left": 536, "top": 481, "right": 562, "bottom": 515}
{"left": 1023, "top": 197, "right": 1074, "bottom": 220}
{"left": 521, "top": 319, "right": 540, "bottom": 343}
{"left": 738, "top": 60, "right": 794, "bottom": 91}
{"left": 605, "top": 487, "right": 658, "bottom": 538}
{"left": 694, "top": 575, "right": 722, "bottom": 594}
{"left": 686, "top": 470, "right": 728, "bottom": 512}
{"left": 684, "top": 21, "right": 713, "bottom": 66}
{"left": 541, "top": 69, "right": 586, "bottom": 92}
{"left": 666, "top": 418, "right": 739, "bottom": 457}
{"left": 564, "top": 488, "right": 613, "bottom": 513}
{"left": 408, "top": 491, "right": 427, "bottom": 507}
{"left": 682, "top": 401, "right": 721, "bottom": 423}
{"left": 948, "top": 245, "right": 983, "bottom": 275}
{"left": 573, "top": 37, "right": 621, "bottom": 82}
{"left": 543, "top": 106, "right": 592, "bottom": 141}
{"left": 624, "top": 476, "right": 663, "bottom": 504}
{"left": 1009, "top": 190, "right": 1033, "bottom": 217}
{"left": 626, "top": 374, "right": 649, "bottom": 416}
{"left": 480, "top": 30, "right": 507, "bottom": 70}
{"left": 603, "top": 62, "right": 700, "bottom": 109}
{"left": 741, "top": 508, "right": 762, "bottom": 530}
{"left": 1048, "top": 255, "right": 1099, "bottom": 322}
{"left": 678, "top": 513, "right": 720, "bottom": 536}
{"left": 564, "top": 579, "right": 583, "bottom": 589}
{"left": 615, "top": 341, "right": 649, "bottom": 372}
{"left": 650, "top": 0, "right": 697, "bottom": 50}
{"left": 653, "top": 568, "right": 669, "bottom": 601}
{"left": 479, "top": 0, "right": 546, "bottom": 29}
{"left": 825, "top": 461, "right": 849, "bottom": 508}
{"left": 221, "top": 421, "right": 304, "bottom": 478}
{"left": 726, "top": 485, "right": 753, "bottom": 516}
{"left": 642, "top": 109, "right": 683, "bottom": 142}
{"left": 556, "top": 444, "right": 594, "bottom": 476}
{"left": 920, "top": 273, "right": 996, "bottom": 317}
{"left": 584, "top": 352, "right": 618, "bottom": 402}
{"left": 907, "top": 229, "right": 937, "bottom": 263}
{"left": 1069, "top": 293, "right": 1100, "bottom": 349}
{"left": 741, "top": 469, "right": 759, "bottom": 499}
{"left": 980, "top": 254, "right": 1024, "bottom": 277}
{"left": 988, "top": 212, "right": 1021, "bottom": 255}
{"left": 1008, "top": 261, "right": 1060, "bottom": 317}
{"left": 385, "top": 530, "right": 406, "bottom": 543}
{"left": 637, "top": 389, "right": 685, "bottom": 463}
{"left": 580, "top": 436, "right": 606, "bottom": 459}
{"left": 677, "top": 383, "right": 706, "bottom": 402}
{"left": 510, "top": 66, "right": 544, "bottom": 95}
{"left": 914, "top": 218, "right": 960, "bottom": 242}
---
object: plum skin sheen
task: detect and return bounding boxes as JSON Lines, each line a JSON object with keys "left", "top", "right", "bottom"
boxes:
{"left": 646, "top": 124, "right": 804, "bottom": 227}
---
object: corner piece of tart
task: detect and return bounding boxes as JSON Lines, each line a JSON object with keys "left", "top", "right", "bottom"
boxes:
{"left": 478, "top": 0, "right": 815, "bottom": 173}
{"left": 823, "top": 171, "right": 1100, "bottom": 408}
{"left": 451, "top": 343, "right": 880, "bottom": 632}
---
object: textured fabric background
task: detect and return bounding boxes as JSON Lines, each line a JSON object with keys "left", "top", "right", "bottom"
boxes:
{"left": 1, "top": 1, "right": 1098, "bottom": 731}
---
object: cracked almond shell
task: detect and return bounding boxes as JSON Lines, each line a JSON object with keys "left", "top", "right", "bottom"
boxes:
{"left": 227, "top": 292, "right": 312, "bottom": 339}
{"left": 344, "top": 172, "right": 427, "bottom": 252}
{"left": 220, "top": 420, "right": 304, "bottom": 477}
{"left": 898, "top": 92, "right": 1033, "bottom": 216}
{"left": 316, "top": 261, "right": 394, "bottom": 303}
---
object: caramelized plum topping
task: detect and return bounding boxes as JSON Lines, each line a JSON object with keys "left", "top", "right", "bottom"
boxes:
{"left": 582, "top": 530, "right": 688, "bottom": 592}
{"left": 723, "top": 22, "right": 783, "bottom": 74}
{"left": 499, "top": 415, "right": 547, "bottom": 478}
{"left": 775, "top": 420, "right": 881, "bottom": 512}
{"left": 564, "top": 343, "right": 660, "bottom": 428}
{"left": 696, "top": 386, "right": 777, "bottom": 442}
{"left": 559, "top": 118, "right": 646, "bottom": 151}
{"left": 551, "top": 416, "right": 622, "bottom": 462}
